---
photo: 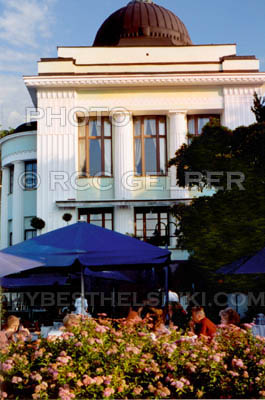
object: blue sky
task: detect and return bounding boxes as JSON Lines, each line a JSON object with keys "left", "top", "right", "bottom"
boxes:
{"left": 0, "top": 0, "right": 264, "bottom": 129}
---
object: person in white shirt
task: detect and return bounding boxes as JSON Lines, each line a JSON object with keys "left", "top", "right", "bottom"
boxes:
{"left": 74, "top": 296, "right": 91, "bottom": 316}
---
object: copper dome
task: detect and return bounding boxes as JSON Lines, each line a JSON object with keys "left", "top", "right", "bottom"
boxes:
{"left": 93, "top": 0, "right": 192, "bottom": 47}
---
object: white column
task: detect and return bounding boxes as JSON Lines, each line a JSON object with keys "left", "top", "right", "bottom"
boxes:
{"left": 168, "top": 111, "right": 188, "bottom": 199}
{"left": 223, "top": 87, "right": 259, "bottom": 129}
{"left": 12, "top": 161, "right": 24, "bottom": 245}
{"left": 114, "top": 206, "right": 134, "bottom": 235}
{"left": 113, "top": 111, "right": 134, "bottom": 200}
{"left": 0, "top": 167, "right": 10, "bottom": 249}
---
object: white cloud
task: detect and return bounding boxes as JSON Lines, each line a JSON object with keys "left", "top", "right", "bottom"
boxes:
{"left": 0, "top": 75, "right": 33, "bottom": 129}
{"left": 0, "top": 0, "right": 55, "bottom": 47}
{"left": 0, "top": 47, "right": 39, "bottom": 73}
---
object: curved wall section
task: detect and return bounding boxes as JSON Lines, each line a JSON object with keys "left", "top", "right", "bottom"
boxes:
{"left": 1, "top": 132, "right": 37, "bottom": 167}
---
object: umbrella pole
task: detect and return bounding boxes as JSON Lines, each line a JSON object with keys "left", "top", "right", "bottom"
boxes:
{"left": 164, "top": 265, "right": 169, "bottom": 325}
{"left": 81, "top": 265, "right": 85, "bottom": 315}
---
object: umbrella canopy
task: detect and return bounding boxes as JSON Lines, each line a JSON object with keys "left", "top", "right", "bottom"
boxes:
{"left": 1, "top": 274, "right": 69, "bottom": 288}
{"left": 0, "top": 222, "right": 170, "bottom": 278}
{"left": 0, "top": 252, "right": 44, "bottom": 277}
{"left": 1, "top": 269, "right": 134, "bottom": 289}
{"left": 217, "top": 247, "right": 265, "bottom": 274}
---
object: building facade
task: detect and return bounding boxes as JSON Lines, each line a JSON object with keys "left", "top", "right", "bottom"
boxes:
{"left": 1, "top": 0, "right": 265, "bottom": 261}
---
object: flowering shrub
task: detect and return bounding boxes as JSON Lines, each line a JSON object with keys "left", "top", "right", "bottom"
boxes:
{"left": 1, "top": 318, "right": 265, "bottom": 399}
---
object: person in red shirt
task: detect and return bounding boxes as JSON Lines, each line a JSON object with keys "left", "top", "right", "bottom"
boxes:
{"left": 190, "top": 306, "right": 217, "bottom": 339}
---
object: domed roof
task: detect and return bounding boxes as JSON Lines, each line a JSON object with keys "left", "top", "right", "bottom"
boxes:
{"left": 13, "top": 121, "right": 37, "bottom": 134}
{"left": 93, "top": 0, "right": 192, "bottom": 47}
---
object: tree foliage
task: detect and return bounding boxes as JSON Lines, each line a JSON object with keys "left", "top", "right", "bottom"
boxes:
{"left": 169, "top": 120, "right": 265, "bottom": 290}
{"left": 251, "top": 91, "right": 265, "bottom": 123}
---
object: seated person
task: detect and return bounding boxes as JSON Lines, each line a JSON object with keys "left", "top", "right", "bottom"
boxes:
{"left": 126, "top": 305, "right": 143, "bottom": 324}
{"left": 167, "top": 302, "right": 188, "bottom": 330}
{"left": 219, "top": 307, "right": 240, "bottom": 326}
{"left": 190, "top": 306, "right": 216, "bottom": 339}
{"left": 147, "top": 307, "right": 168, "bottom": 334}
{"left": 0, "top": 315, "right": 30, "bottom": 346}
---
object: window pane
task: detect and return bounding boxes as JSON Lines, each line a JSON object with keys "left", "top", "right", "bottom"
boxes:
{"left": 198, "top": 118, "right": 210, "bottom": 134}
{"left": 134, "top": 119, "right": 141, "bottom": 136}
{"left": 144, "top": 118, "right": 156, "bottom": 136}
{"left": 79, "top": 140, "right": 86, "bottom": 173}
{"left": 105, "top": 213, "right": 112, "bottom": 220}
{"left": 188, "top": 118, "right": 195, "bottom": 134}
{"left": 89, "top": 120, "right": 101, "bottom": 137}
{"left": 90, "top": 220, "right": 102, "bottom": 227}
{"left": 90, "top": 214, "right": 102, "bottom": 221}
{"left": 135, "top": 138, "right": 142, "bottom": 175}
{"left": 161, "top": 213, "right": 167, "bottom": 219}
{"left": 104, "top": 140, "right": 111, "bottom": 176}
{"left": 105, "top": 220, "right": 112, "bottom": 230}
{"left": 89, "top": 139, "right": 102, "bottom": 176}
{"left": 159, "top": 138, "right": 166, "bottom": 175}
{"left": 25, "top": 230, "right": 37, "bottom": 240}
{"left": 79, "top": 122, "right": 86, "bottom": 137}
{"left": 145, "top": 138, "right": 157, "bottom": 174}
{"left": 159, "top": 119, "right": 166, "bottom": 135}
{"left": 136, "top": 219, "right": 143, "bottom": 230}
{"left": 136, "top": 213, "right": 143, "bottom": 220}
{"left": 146, "top": 212, "right": 157, "bottom": 220}
{"left": 104, "top": 120, "right": 111, "bottom": 137}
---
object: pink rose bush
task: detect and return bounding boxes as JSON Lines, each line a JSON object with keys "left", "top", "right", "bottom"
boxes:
{"left": 1, "top": 318, "right": 265, "bottom": 399}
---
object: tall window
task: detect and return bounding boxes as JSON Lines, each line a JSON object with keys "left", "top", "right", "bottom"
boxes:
{"left": 79, "top": 209, "right": 113, "bottom": 230}
{"left": 9, "top": 165, "right": 14, "bottom": 194}
{"left": 134, "top": 116, "right": 167, "bottom": 176}
{"left": 24, "top": 229, "right": 37, "bottom": 240}
{"left": 78, "top": 117, "right": 112, "bottom": 177}
{"left": 187, "top": 115, "right": 220, "bottom": 137}
{"left": 25, "top": 161, "right": 37, "bottom": 189}
{"left": 135, "top": 208, "right": 169, "bottom": 245}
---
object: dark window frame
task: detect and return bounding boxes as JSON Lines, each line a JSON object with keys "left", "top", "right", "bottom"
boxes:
{"left": 24, "top": 229, "right": 37, "bottom": 240}
{"left": 187, "top": 114, "right": 220, "bottom": 136}
{"left": 9, "top": 165, "right": 14, "bottom": 194}
{"left": 9, "top": 232, "right": 12, "bottom": 246}
{"left": 78, "top": 208, "right": 114, "bottom": 230}
{"left": 133, "top": 115, "right": 168, "bottom": 177}
{"left": 78, "top": 117, "right": 113, "bottom": 178}
{"left": 24, "top": 161, "right": 37, "bottom": 190}
{"left": 134, "top": 207, "right": 170, "bottom": 245}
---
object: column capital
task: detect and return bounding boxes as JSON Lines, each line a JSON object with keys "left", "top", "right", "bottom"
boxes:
{"left": 167, "top": 110, "right": 187, "bottom": 116}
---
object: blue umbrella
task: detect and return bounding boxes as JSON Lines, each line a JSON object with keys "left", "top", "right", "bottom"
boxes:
{"left": 217, "top": 247, "right": 265, "bottom": 274}
{"left": 0, "top": 222, "right": 170, "bottom": 313}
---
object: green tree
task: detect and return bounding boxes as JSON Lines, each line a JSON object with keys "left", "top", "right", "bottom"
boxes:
{"left": 169, "top": 120, "right": 265, "bottom": 290}
{"left": 251, "top": 91, "right": 265, "bottom": 123}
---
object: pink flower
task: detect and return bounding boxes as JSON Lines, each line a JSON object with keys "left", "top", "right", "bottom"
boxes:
{"left": 94, "top": 376, "right": 104, "bottom": 385}
{"left": 95, "top": 325, "right": 109, "bottom": 333}
{"left": 103, "top": 387, "right": 115, "bottom": 398}
{"left": 213, "top": 355, "right": 221, "bottom": 362}
{"left": 133, "top": 386, "right": 143, "bottom": 395}
{"left": 11, "top": 376, "right": 23, "bottom": 384}
{"left": 30, "top": 373, "right": 42, "bottom": 382}
{"left": 75, "top": 342, "right": 82, "bottom": 347}
{"left": 83, "top": 375, "right": 95, "bottom": 386}
{"left": 258, "top": 359, "right": 265, "bottom": 365}
{"left": 172, "top": 380, "right": 184, "bottom": 390}
{"left": 2, "top": 362, "right": 13, "bottom": 372}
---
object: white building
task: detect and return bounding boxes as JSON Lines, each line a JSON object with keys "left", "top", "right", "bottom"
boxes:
{"left": 1, "top": 0, "right": 265, "bottom": 261}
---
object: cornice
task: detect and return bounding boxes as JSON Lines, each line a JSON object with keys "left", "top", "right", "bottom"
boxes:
{"left": 223, "top": 87, "right": 263, "bottom": 96}
{"left": 24, "top": 73, "right": 265, "bottom": 89}
{"left": 2, "top": 150, "right": 37, "bottom": 167}
{"left": 0, "top": 131, "right": 36, "bottom": 146}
